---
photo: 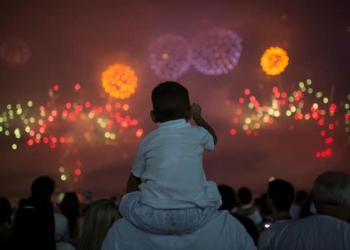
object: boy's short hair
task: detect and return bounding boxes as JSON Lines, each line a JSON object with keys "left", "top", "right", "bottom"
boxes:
{"left": 151, "top": 81, "right": 190, "bottom": 122}
{"left": 268, "top": 179, "right": 295, "bottom": 211}
{"left": 238, "top": 187, "right": 252, "bottom": 204}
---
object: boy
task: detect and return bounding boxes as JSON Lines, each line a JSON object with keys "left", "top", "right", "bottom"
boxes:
{"left": 119, "top": 81, "right": 222, "bottom": 234}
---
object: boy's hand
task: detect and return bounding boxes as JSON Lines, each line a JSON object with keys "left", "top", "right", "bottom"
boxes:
{"left": 191, "top": 103, "right": 202, "bottom": 119}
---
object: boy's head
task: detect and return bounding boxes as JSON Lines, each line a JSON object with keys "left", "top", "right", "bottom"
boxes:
{"left": 151, "top": 81, "right": 191, "bottom": 123}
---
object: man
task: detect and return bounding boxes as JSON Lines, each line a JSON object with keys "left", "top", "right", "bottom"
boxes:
{"left": 102, "top": 209, "right": 257, "bottom": 250}
{"left": 218, "top": 184, "right": 259, "bottom": 245}
{"left": 257, "top": 179, "right": 294, "bottom": 250}
{"left": 237, "top": 187, "right": 263, "bottom": 227}
{"left": 270, "top": 171, "right": 350, "bottom": 250}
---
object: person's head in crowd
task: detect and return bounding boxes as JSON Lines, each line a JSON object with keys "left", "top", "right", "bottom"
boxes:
{"left": 0, "top": 198, "right": 11, "bottom": 226}
{"left": 258, "top": 193, "right": 272, "bottom": 217}
{"left": 300, "top": 192, "right": 315, "bottom": 218}
{"left": 238, "top": 187, "right": 252, "bottom": 206}
{"left": 313, "top": 171, "right": 350, "bottom": 221}
{"left": 295, "top": 190, "right": 308, "bottom": 205}
{"left": 79, "top": 199, "right": 119, "bottom": 250}
{"left": 254, "top": 198, "right": 260, "bottom": 207}
{"left": 18, "top": 199, "right": 26, "bottom": 210}
{"left": 31, "top": 176, "right": 55, "bottom": 201}
{"left": 60, "top": 192, "right": 80, "bottom": 232}
{"left": 217, "top": 185, "right": 237, "bottom": 211}
{"left": 150, "top": 81, "right": 191, "bottom": 123}
{"left": 10, "top": 199, "right": 55, "bottom": 250}
{"left": 267, "top": 179, "right": 295, "bottom": 215}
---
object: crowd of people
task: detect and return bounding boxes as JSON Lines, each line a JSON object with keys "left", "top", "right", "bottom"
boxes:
{"left": 0, "top": 172, "right": 349, "bottom": 250}
{"left": 1, "top": 81, "right": 349, "bottom": 249}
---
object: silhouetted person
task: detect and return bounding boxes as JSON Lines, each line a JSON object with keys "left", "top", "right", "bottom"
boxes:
{"left": 270, "top": 171, "right": 350, "bottom": 250}
{"left": 237, "top": 187, "right": 262, "bottom": 228}
{"left": 257, "top": 179, "right": 294, "bottom": 250}
{"left": 10, "top": 198, "right": 74, "bottom": 250}
{"left": 257, "top": 193, "right": 272, "bottom": 228}
{"left": 79, "top": 199, "right": 119, "bottom": 250}
{"left": 289, "top": 190, "right": 307, "bottom": 220}
{"left": 60, "top": 192, "right": 82, "bottom": 241}
{"left": 31, "top": 176, "right": 55, "bottom": 202}
{"left": 0, "top": 198, "right": 12, "bottom": 249}
{"left": 27, "top": 176, "right": 70, "bottom": 245}
{"left": 300, "top": 192, "right": 316, "bottom": 218}
{"left": 218, "top": 185, "right": 259, "bottom": 245}
{"left": 10, "top": 199, "right": 55, "bottom": 250}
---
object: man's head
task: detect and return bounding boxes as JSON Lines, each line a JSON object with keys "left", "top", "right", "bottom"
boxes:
{"left": 217, "top": 185, "right": 238, "bottom": 211}
{"left": 267, "top": 179, "right": 295, "bottom": 212}
{"left": 237, "top": 187, "right": 252, "bottom": 205}
{"left": 313, "top": 171, "right": 350, "bottom": 218}
{"left": 31, "top": 176, "right": 55, "bottom": 201}
{"left": 151, "top": 81, "right": 191, "bottom": 123}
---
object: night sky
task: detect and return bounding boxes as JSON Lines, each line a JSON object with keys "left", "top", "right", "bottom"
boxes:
{"left": 1, "top": 1, "right": 349, "bottom": 203}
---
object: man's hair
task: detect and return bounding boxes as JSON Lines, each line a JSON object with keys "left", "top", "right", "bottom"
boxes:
{"left": 217, "top": 185, "right": 237, "bottom": 211}
{"left": 31, "top": 176, "right": 55, "bottom": 200}
{"left": 268, "top": 179, "right": 295, "bottom": 211}
{"left": 151, "top": 81, "right": 190, "bottom": 122}
{"left": 237, "top": 187, "right": 252, "bottom": 204}
{"left": 313, "top": 171, "right": 350, "bottom": 210}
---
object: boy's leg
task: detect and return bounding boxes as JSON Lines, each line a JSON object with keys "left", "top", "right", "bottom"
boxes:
{"left": 119, "top": 192, "right": 217, "bottom": 234}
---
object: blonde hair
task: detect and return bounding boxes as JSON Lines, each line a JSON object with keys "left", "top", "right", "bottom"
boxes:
{"left": 79, "top": 199, "right": 119, "bottom": 250}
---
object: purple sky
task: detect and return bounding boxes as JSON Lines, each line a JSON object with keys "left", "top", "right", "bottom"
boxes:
{"left": 0, "top": 0, "right": 349, "bottom": 203}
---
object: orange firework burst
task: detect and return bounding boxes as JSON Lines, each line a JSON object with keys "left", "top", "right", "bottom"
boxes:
{"left": 101, "top": 64, "right": 138, "bottom": 99}
{"left": 260, "top": 47, "right": 289, "bottom": 76}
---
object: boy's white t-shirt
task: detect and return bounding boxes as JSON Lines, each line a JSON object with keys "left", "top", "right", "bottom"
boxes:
{"left": 132, "top": 119, "right": 221, "bottom": 209}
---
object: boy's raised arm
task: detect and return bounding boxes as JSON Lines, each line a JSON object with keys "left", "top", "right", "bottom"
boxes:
{"left": 192, "top": 103, "right": 218, "bottom": 145}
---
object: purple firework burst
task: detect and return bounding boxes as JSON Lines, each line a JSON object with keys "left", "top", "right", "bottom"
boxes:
{"left": 149, "top": 34, "right": 192, "bottom": 80}
{"left": 192, "top": 28, "right": 242, "bottom": 75}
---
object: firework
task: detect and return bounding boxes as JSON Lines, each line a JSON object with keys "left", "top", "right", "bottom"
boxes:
{"left": 0, "top": 83, "right": 144, "bottom": 182}
{"left": 149, "top": 34, "right": 193, "bottom": 80}
{"left": 260, "top": 47, "right": 289, "bottom": 76}
{"left": 101, "top": 64, "right": 138, "bottom": 99}
{"left": 192, "top": 28, "right": 242, "bottom": 75}
{"left": 0, "top": 37, "right": 30, "bottom": 66}
{"left": 229, "top": 79, "right": 349, "bottom": 158}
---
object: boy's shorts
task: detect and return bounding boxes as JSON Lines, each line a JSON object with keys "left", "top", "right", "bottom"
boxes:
{"left": 119, "top": 191, "right": 218, "bottom": 235}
